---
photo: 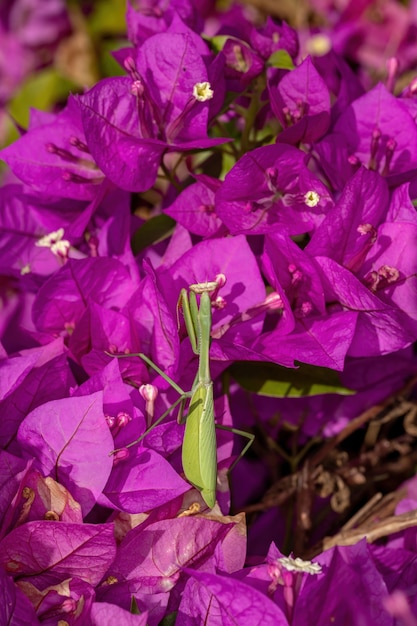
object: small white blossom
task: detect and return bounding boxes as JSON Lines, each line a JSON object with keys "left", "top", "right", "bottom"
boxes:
{"left": 278, "top": 556, "right": 322, "bottom": 575}
{"left": 305, "top": 34, "right": 332, "bottom": 57}
{"left": 36, "top": 228, "right": 70, "bottom": 257}
{"left": 20, "top": 264, "right": 31, "bottom": 275}
{"left": 51, "top": 239, "right": 70, "bottom": 257}
{"left": 36, "top": 228, "right": 65, "bottom": 247}
{"left": 193, "top": 82, "right": 214, "bottom": 102}
{"left": 304, "top": 190, "right": 320, "bottom": 207}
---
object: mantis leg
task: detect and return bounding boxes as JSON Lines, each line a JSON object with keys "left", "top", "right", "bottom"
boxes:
{"left": 111, "top": 393, "right": 190, "bottom": 455}
{"left": 215, "top": 424, "right": 255, "bottom": 472}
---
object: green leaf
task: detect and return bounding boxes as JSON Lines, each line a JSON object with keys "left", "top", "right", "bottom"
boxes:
{"left": 220, "top": 150, "right": 236, "bottom": 180}
{"left": 89, "top": 0, "right": 126, "bottom": 35}
{"left": 267, "top": 50, "right": 294, "bottom": 70}
{"left": 99, "top": 40, "right": 128, "bottom": 77}
{"left": 158, "top": 612, "right": 177, "bottom": 626}
{"left": 8, "top": 68, "right": 74, "bottom": 128}
{"left": 131, "top": 214, "right": 176, "bottom": 255}
{"left": 204, "top": 35, "right": 229, "bottom": 53}
{"left": 230, "top": 361, "right": 356, "bottom": 398}
{"left": 130, "top": 596, "right": 140, "bottom": 615}
{"left": 197, "top": 151, "right": 224, "bottom": 179}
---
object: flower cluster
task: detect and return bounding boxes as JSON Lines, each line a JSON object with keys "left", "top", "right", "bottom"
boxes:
{"left": 1, "top": 0, "right": 417, "bottom": 624}
{"left": 0, "top": 0, "right": 70, "bottom": 106}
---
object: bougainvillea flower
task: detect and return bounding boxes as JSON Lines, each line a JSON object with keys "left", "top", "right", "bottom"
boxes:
{"left": 90, "top": 602, "right": 149, "bottom": 625}
{"left": 268, "top": 55, "right": 331, "bottom": 145}
{"left": 164, "top": 175, "right": 225, "bottom": 237}
{"left": 1, "top": 0, "right": 70, "bottom": 49}
{"left": 2, "top": 4, "right": 417, "bottom": 623}
{"left": 78, "top": 78, "right": 163, "bottom": 190}
{"left": 3, "top": 469, "right": 83, "bottom": 536}
{"left": 68, "top": 301, "right": 149, "bottom": 381}
{"left": 0, "top": 28, "right": 33, "bottom": 105}
{"left": 179, "top": 568, "right": 289, "bottom": 624}
{"left": 157, "top": 235, "right": 267, "bottom": 363}
{"left": 0, "top": 520, "right": 116, "bottom": 588}
{"left": 78, "top": 32, "right": 226, "bottom": 192}
{"left": 0, "top": 0, "right": 70, "bottom": 105}
{"left": 384, "top": 590, "right": 417, "bottom": 626}
{"left": 221, "top": 37, "right": 264, "bottom": 93}
{"left": 249, "top": 16, "right": 299, "bottom": 61}
{"left": 0, "top": 337, "right": 65, "bottom": 401}
{"left": 306, "top": 166, "right": 389, "bottom": 268}
{"left": 386, "top": 182, "right": 417, "bottom": 225}
{"left": 72, "top": 358, "right": 149, "bottom": 455}
{"left": 315, "top": 83, "right": 417, "bottom": 190}
{"left": 126, "top": 0, "right": 202, "bottom": 47}
{"left": 0, "top": 339, "right": 73, "bottom": 451}
{"left": 0, "top": 566, "right": 40, "bottom": 625}
{"left": 329, "top": 0, "right": 417, "bottom": 76}
{"left": 229, "top": 348, "right": 417, "bottom": 454}
{"left": 216, "top": 143, "right": 333, "bottom": 235}
{"left": 17, "top": 391, "right": 114, "bottom": 515}
{"left": 294, "top": 540, "right": 394, "bottom": 625}
{"left": 17, "top": 577, "right": 149, "bottom": 624}
{"left": 262, "top": 231, "right": 326, "bottom": 320}
{"left": 32, "top": 257, "right": 137, "bottom": 336}
{"left": 358, "top": 221, "right": 417, "bottom": 334}
{"left": 0, "top": 183, "right": 104, "bottom": 282}
{"left": 315, "top": 256, "right": 416, "bottom": 357}
{"left": 103, "top": 445, "right": 189, "bottom": 513}
{"left": 306, "top": 168, "right": 417, "bottom": 343}
{"left": 0, "top": 98, "right": 105, "bottom": 200}
{"left": 253, "top": 309, "right": 358, "bottom": 370}
{"left": 0, "top": 182, "right": 125, "bottom": 282}
{"left": 98, "top": 516, "right": 242, "bottom": 619}
{"left": 371, "top": 539, "right": 417, "bottom": 600}
{"left": 19, "top": 576, "right": 95, "bottom": 624}
{"left": 124, "top": 259, "right": 180, "bottom": 379}
{"left": 307, "top": 49, "right": 364, "bottom": 122}
{"left": 0, "top": 451, "right": 31, "bottom": 537}
{"left": 257, "top": 300, "right": 356, "bottom": 368}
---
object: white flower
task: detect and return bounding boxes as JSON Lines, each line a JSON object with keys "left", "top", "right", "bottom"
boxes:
{"left": 304, "top": 190, "right": 320, "bottom": 207}
{"left": 50, "top": 239, "right": 71, "bottom": 257}
{"left": 305, "top": 34, "right": 332, "bottom": 57}
{"left": 278, "top": 556, "right": 322, "bottom": 575}
{"left": 36, "top": 228, "right": 70, "bottom": 257}
{"left": 193, "top": 82, "right": 214, "bottom": 102}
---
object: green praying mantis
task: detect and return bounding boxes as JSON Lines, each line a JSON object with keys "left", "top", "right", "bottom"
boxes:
{"left": 110, "top": 279, "right": 254, "bottom": 509}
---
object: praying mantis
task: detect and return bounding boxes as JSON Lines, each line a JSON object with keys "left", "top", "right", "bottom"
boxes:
{"left": 110, "top": 279, "right": 253, "bottom": 508}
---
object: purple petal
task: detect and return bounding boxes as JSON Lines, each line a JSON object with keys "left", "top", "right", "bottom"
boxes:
{"left": 269, "top": 56, "right": 330, "bottom": 144}
{"left": 315, "top": 256, "right": 416, "bottom": 356}
{"left": 17, "top": 391, "right": 113, "bottom": 515}
{"left": 103, "top": 447, "right": 189, "bottom": 513}
{"left": 296, "top": 541, "right": 393, "bottom": 625}
{"left": 78, "top": 77, "right": 166, "bottom": 192}
{"left": 135, "top": 33, "right": 210, "bottom": 143}
{"left": 255, "top": 310, "right": 358, "bottom": 370}
{"left": 0, "top": 98, "right": 104, "bottom": 200}
{"left": 0, "top": 567, "right": 40, "bottom": 625}
{"left": 91, "top": 602, "right": 148, "bottom": 626}
{"left": 359, "top": 222, "right": 417, "bottom": 328}
{"left": 106, "top": 517, "right": 236, "bottom": 595}
{"left": 0, "top": 521, "right": 116, "bottom": 588}
{"left": 216, "top": 144, "right": 331, "bottom": 235}
{"left": 307, "top": 167, "right": 389, "bottom": 267}
{"left": 164, "top": 179, "right": 224, "bottom": 237}
{"left": 0, "top": 452, "right": 30, "bottom": 539}
{"left": 179, "top": 569, "right": 288, "bottom": 625}
{"left": 32, "top": 257, "right": 135, "bottom": 334}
